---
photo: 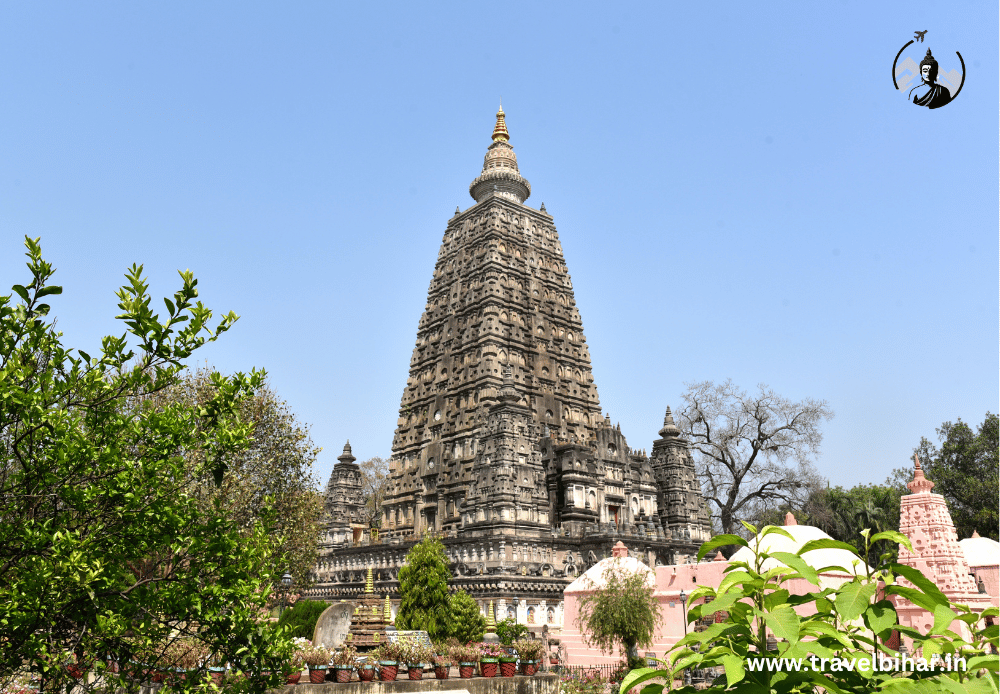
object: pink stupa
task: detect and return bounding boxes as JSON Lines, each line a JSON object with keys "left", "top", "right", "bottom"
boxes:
{"left": 897, "top": 455, "right": 978, "bottom": 595}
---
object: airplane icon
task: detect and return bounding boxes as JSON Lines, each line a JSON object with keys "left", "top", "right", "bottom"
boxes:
{"left": 914, "top": 30, "right": 927, "bottom": 42}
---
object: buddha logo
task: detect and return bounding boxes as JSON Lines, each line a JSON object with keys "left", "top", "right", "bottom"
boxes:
{"left": 893, "top": 33, "right": 965, "bottom": 109}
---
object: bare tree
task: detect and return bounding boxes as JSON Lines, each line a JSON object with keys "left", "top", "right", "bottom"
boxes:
{"left": 359, "top": 456, "right": 393, "bottom": 530}
{"left": 676, "top": 380, "right": 832, "bottom": 538}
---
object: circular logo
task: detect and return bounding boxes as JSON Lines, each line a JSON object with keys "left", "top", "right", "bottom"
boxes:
{"left": 893, "top": 33, "right": 965, "bottom": 109}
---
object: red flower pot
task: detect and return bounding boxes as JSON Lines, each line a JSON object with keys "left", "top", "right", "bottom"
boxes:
{"left": 500, "top": 660, "right": 517, "bottom": 677}
{"left": 520, "top": 660, "right": 538, "bottom": 676}
{"left": 459, "top": 662, "right": 475, "bottom": 679}
{"left": 434, "top": 664, "right": 450, "bottom": 679}
{"left": 358, "top": 666, "right": 375, "bottom": 682}
{"left": 379, "top": 662, "right": 398, "bottom": 682}
{"left": 309, "top": 666, "right": 327, "bottom": 684}
{"left": 407, "top": 666, "right": 423, "bottom": 680}
{"left": 479, "top": 660, "right": 498, "bottom": 677}
{"left": 335, "top": 667, "right": 352, "bottom": 683}
{"left": 66, "top": 664, "right": 85, "bottom": 681}
{"left": 286, "top": 671, "right": 301, "bottom": 685}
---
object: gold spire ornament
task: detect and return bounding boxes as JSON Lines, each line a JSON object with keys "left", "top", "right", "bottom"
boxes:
{"left": 365, "top": 566, "right": 374, "bottom": 594}
{"left": 384, "top": 595, "right": 392, "bottom": 624}
{"left": 485, "top": 601, "right": 497, "bottom": 633}
{"left": 491, "top": 104, "right": 510, "bottom": 143}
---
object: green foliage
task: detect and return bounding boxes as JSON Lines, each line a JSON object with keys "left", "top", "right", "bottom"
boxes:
{"left": 0, "top": 238, "right": 296, "bottom": 692}
{"left": 447, "top": 590, "right": 486, "bottom": 644}
{"left": 619, "top": 526, "right": 999, "bottom": 694}
{"left": 278, "top": 599, "right": 331, "bottom": 640}
{"left": 396, "top": 536, "right": 452, "bottom": 642}
{"left": 915, "top": 413, "right": 999, "bottom": 539}
{"left": 577, "top": 560, "right": 661, "bottom": 662}
{"left": 496, "top": 617, "right": 529, "bottom": 646}
{"left": 150, "top": 368, "right": 324, "bottom": 589}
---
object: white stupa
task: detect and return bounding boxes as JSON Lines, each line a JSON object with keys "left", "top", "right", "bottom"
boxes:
{"left": 564, "top": 541, "right": 656, "bottom": 593}
{"left": 728, "top": 513, "right": 866, "bottom": 583}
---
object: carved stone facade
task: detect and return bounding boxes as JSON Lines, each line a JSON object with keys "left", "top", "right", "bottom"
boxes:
{"left": 308, "top": 106, "right": 712, "bottom": 632}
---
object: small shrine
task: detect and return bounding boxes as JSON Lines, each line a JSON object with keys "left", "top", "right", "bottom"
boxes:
{"left": 343, "top": 567, "right": 388, "bottom": 650}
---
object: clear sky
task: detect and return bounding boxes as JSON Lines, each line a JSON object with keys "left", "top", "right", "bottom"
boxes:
{"left": 2, "top": 1, "right": 996, "bottom": 493}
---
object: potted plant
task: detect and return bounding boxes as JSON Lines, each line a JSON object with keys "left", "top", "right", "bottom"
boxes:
{"left": 499, "top": 648, "right": 518, "bottom": 678}
{"left": 376, "top": 641, "right": 403, "bottom": 682}
{"left": 432, "top": 641, "right": 452, "bottom": 680}
{"left": 299, "top": 642, "right": 330, "bottom": 684}
{"left": 400, "top": 640, "right": 434, "bottom": 680}
{"left": 477, "top": 642, "right": 504, "bottom": 678}
{"left": 514, "top": 639, "right": 543, "bottom": 676}
{"left": 284, "top": 637, "right": 311, "bottom": 685}
{"left": 356, "top": 650, "right": 377, "bottom": 682}
{"left": 329, "top": 645, "right": 357, "bottom": 683}
{"left": 451, "top": 643, "right": 481, "bottom": 679}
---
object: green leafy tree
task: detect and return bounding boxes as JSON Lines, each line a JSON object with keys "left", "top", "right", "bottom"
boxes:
{"left": 914, "top": 413, "right": 999, "bottom": 539}
{"left": 577, "top": 560, "right": 661, "bottom": 666}
{"left": 396, "top": 535, "right": 452, "bottom": 641}
{"left": 447, "top": 590, "right": 485, "bottom": 644}
{"left": 144, "top": 367, "right": 324, "bottom": 588}
{"left": 0, "top": 238, "right": 294, "bottom": 692}
{"left": 620, "top": 526, "right": 999, "bottom": 694}
{"left": 496, "top": 618, "right": 528, "bottom": 646}
{"left": 677, "top": 380, "right": 832, "bottom": 539}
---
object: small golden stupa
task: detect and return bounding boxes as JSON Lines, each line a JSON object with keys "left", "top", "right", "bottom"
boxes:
{"left": 343, "top": 566, "right": 388, "bottom": 650}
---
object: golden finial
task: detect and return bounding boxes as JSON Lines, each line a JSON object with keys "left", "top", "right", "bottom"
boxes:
{"left": 491, "top": 105, "right": 510, "bottom": 143}
{"left": 384, "top": 595, "right": 392, "bottom": 623}
{"left": 365, "top": 566, "right": 374, "bottom": 594}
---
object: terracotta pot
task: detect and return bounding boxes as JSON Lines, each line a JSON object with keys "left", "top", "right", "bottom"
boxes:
{"left": 520, "top": 660, "right": 538, "bottom": 676}
{"left": 434, "top": 663, "right": 450, "bottom": 679}
{"left": 407, "top": 666, "right": 423, "bottom": 680}
{"left": 479, "top": 659, "right": 498, "bottom": 678}
{"left": 66, "top": 664, "right": 85, "bottom": 681}
{"left": 358, "top": 665, "right": 375, "bottom": 682}
{"left": 335, "top": 666, "right": 352, "bottom": 683}
{"left": 379, "top": 662, "right": 398, "bottom": 682}
{"left": 285, "top": 670, "right": 301, "bottom": 685}
{"left": 459, "top": 662, "right": 476, "bottom": 679}
{"left": 210, "top": 668, "right": 225, "bottom": 685}
{"left": 152, "top": 669, "right": 167, "bottom": 684}
{"left": 308, "top": 666, "right": 327, "bottom": 684}
{"left": 500, "top": 659, "right": 517, "bottom": 677}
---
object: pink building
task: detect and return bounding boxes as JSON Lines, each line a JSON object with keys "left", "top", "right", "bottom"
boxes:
{"left": 562, "top": 461, "right": 998, "bottom": 665}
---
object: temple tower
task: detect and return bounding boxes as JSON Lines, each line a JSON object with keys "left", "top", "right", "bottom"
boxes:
{"left": 897, "top": 455, "right": 978, "bottom": 596}
{"left": 385, "top": 105, "right": 610, "bottom": 538}
{"left": 649, "top": 407, "right": 712, "bottom": 542}
{"left": 323, "top": 441, "right": 366, "bottom": 544}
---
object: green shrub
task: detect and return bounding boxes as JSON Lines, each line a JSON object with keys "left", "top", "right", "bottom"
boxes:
{"left": 497, "top": 618, "right": 528, "bottom": 646}
{"left": 278, "top": 599, "right": 331, "bottom": 640}
{"left": 448, "top": 591, "right": 485, "bottom": 644}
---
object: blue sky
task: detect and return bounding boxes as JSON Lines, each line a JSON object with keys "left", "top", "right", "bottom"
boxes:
{"left": 2, "top": 1, "right": 996, "bottom": 493}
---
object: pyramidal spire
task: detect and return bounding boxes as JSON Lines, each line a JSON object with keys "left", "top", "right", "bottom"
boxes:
{"left": 908, "top": 453, "right": 934, "bottom": 494}
{"left": 658, "top": 406, "right": 681, "bottom": 439}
